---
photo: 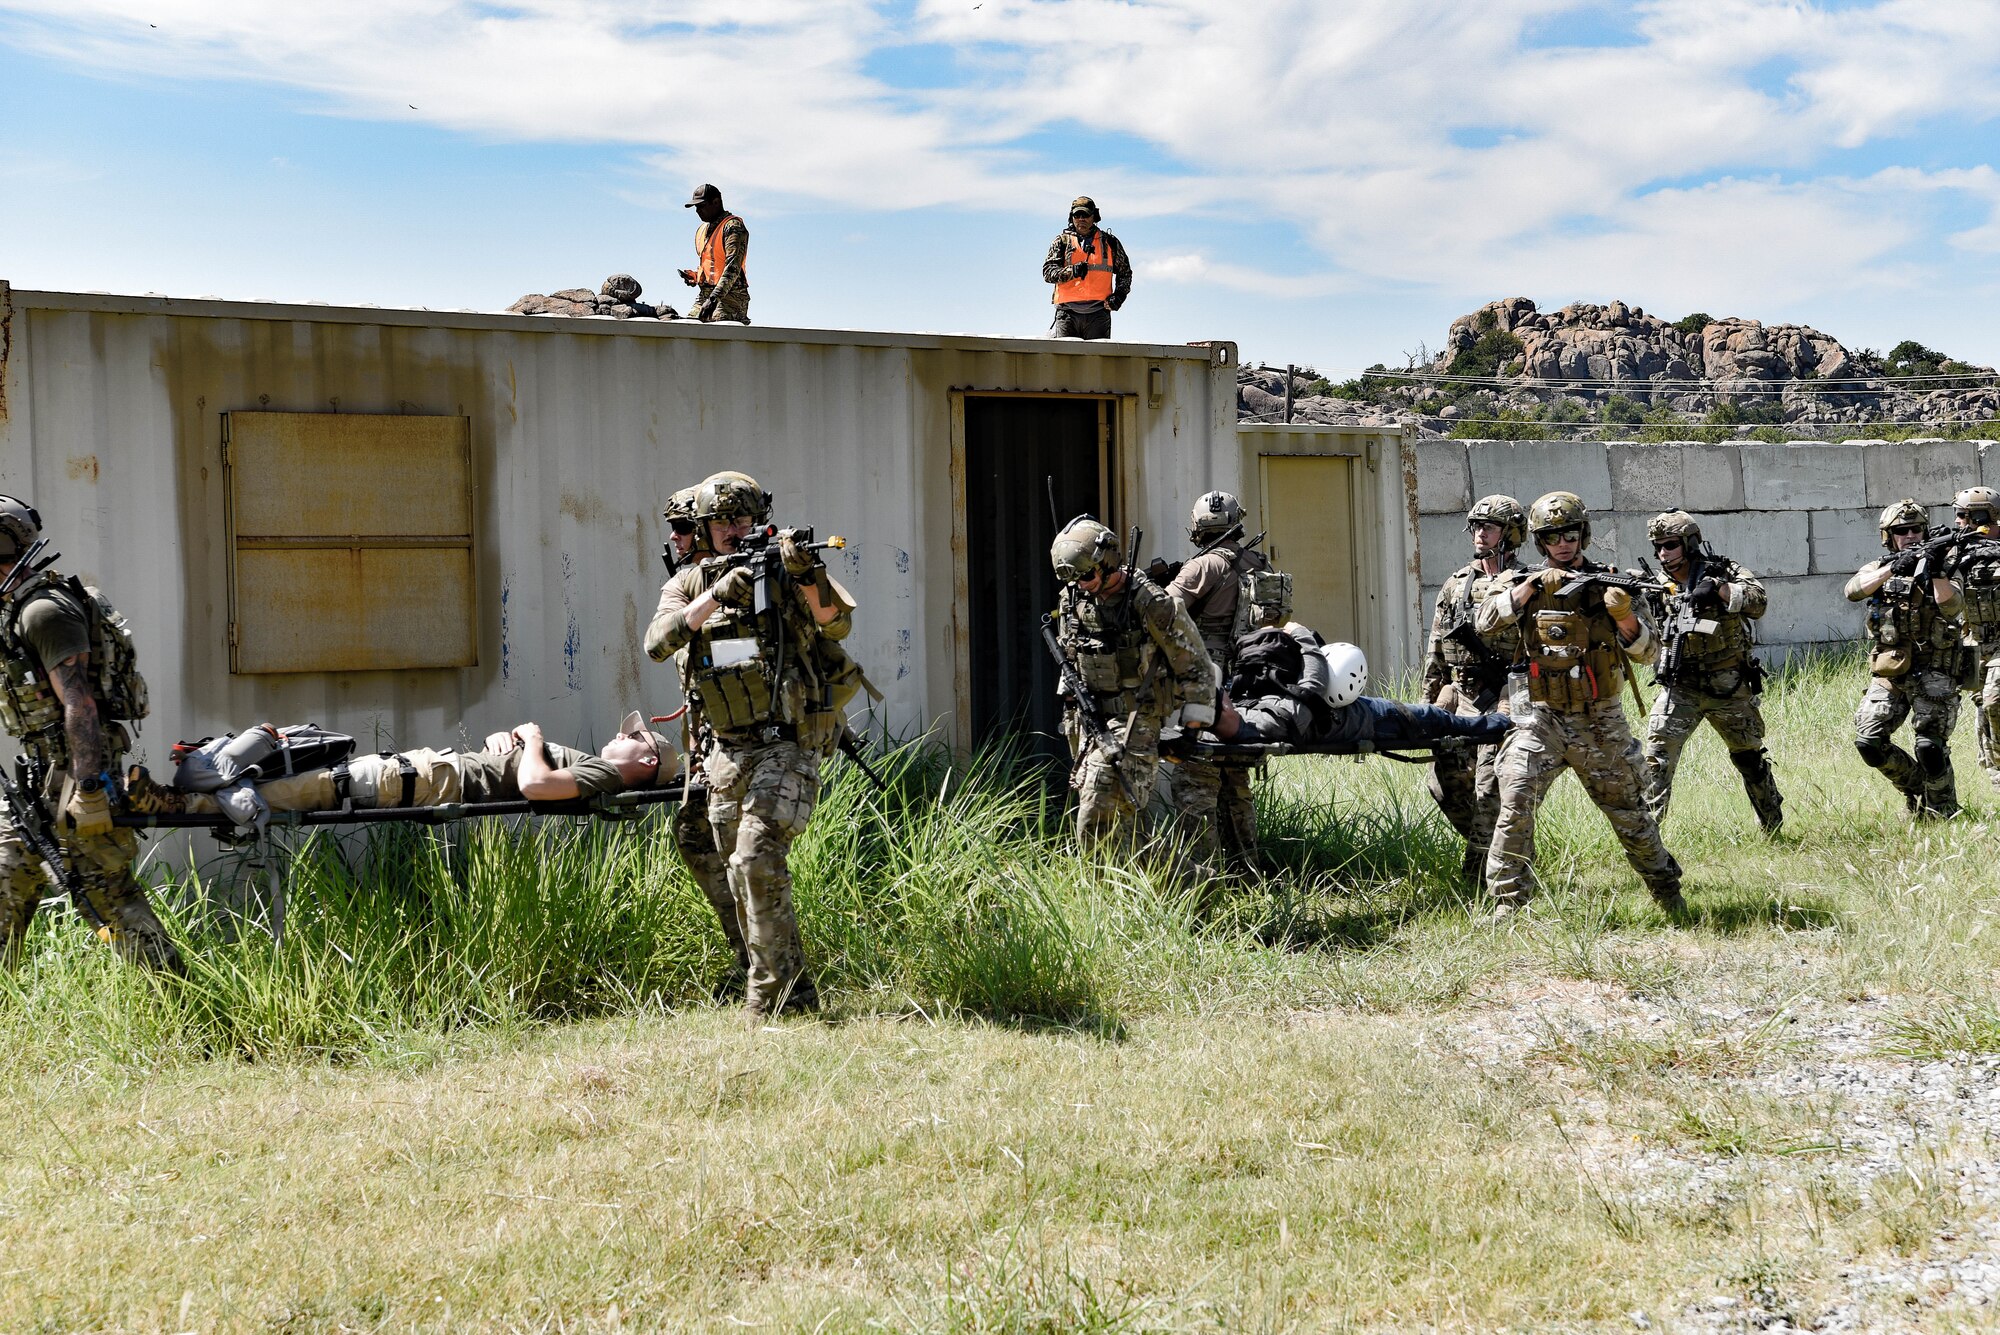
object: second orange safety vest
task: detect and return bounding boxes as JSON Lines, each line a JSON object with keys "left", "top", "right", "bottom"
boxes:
{"left": 698, "top": 215, "right": 746, "bottom": 285}
{"left": 1053, "top": 230, "right": 1115, "bottom": 305}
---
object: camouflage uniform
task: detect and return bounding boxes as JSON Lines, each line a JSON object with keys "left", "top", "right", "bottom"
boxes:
{"left": 1055, "top": 571, "right": 1216, "bottom": 852}
{"left": 1639, "top": 552, "right": 1782, "bottom": 831}
{"left": 1420, "top": 556, "right": 1521, "bottom": 886}
{"left": 646, "top": 512, "right": 852, "bottom": 1016}
{"left": 1943, "top": 535, "right": 2000, "bottom": 791}
{"left": 672, "top": 718, "right": 744, "bottom": 974}
{"left": 1476, "top": 559, "right": 1682, "bottom": 910}
{"left": 1165, "top": 535, "right": 1273, "bottom": 867}
{"left": 0, "top": 567, "right": 179, "bottom": 970}
{"left": 693, "top": 214, "right": 751, "bottom": 324}
{"left": 1848, "top": 544, "right": 1967, "bottom": 819}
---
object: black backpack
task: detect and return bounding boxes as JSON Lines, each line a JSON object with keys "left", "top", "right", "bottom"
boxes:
{"left": 1227, "top": 626, "right": 1305, "bottom": 701}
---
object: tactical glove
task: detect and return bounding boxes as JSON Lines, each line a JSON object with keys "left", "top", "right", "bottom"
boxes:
{"left": 1891, "top": 548, "right": 1923, "bottom": 578}
{"left": 780, "top": 533, "right": 817, "bottom": 577}
{"left": 712, "top": 565, "right": 756, "bottom": 607}
{"left": 1108, "top": 294, "right": 1125, "bottom": 312}
{"left": 1535, "top": 568, "right": 1567, "bottom": 592}
{"left": 1603, "top": 586, "right": 1633, "bottom": 618}
{"left": 1689, "top": 576, "right": 1722, "bottom": 609}
{"left": 64, "top": 784, "right": 112, "bottom": 838}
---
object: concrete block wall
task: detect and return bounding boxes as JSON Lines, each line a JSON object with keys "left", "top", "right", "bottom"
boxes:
{"left": 1414, "top": 438, "right": 1996, "bottom": 666}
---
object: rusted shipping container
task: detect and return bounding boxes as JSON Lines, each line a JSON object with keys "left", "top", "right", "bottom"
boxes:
{"left": 0, "top": 281, "right": 1416, "bottom": 765}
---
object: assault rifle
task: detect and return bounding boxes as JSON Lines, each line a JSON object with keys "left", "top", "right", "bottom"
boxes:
{"left": 700, "top": 524, "right": 847, "bottom": 608}
{"left": 0, "top": 538, "right": 116, "bottom": 943}
{"left": 1040, "top": 611, "right": 1141, "bottom": 807}
{"left": 1554, "top": 562, "right": 1672, "bottom": 607}
{"left": 1145, "top": 523, "right": 1268, "bottom": 587}
{"left": 1903, "top": 523, "right": 1989, "bottom": 579}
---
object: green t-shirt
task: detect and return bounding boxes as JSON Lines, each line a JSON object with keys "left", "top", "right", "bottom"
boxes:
{"left": 453, "top": 741, "right": 624, "bottom": 803}
{"left": 14, "top": 587, "right": 90, "bottom": 674}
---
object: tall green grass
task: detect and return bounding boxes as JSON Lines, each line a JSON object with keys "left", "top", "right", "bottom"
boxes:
{"left": 3, "top": 739, "right": 1380, "bottom": 1069}
{"left": 5, "top": 646, "right": 1958, "bottom": 1074}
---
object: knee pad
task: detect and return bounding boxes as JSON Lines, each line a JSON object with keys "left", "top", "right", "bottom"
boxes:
{"left": 1730, "top": 747, "right": 1771, "bottom": 777}
{"left": 1915, "top": 735, "right": 1949, "bottom": 777}
{"left": 1855, "top": 736, "right": 1892, "bottom": 769}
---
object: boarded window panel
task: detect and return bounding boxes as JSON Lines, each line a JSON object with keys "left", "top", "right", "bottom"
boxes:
{"left": 225, "top": 412, "right": 476, "bottom": 674}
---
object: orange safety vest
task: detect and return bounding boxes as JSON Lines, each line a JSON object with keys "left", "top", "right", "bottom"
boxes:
{"left": 1053, "top": 230, "right": 1115, "bottom": 305}
{"left": 698, "top": 215, "right": 745, "bottom": 285}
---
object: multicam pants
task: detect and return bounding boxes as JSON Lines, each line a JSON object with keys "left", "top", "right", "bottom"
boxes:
{"left": 1164, "top": 758, "right": 1258, "bottom": 872}
{"left": 1426, "top": 691, "right": 1508, "bottom": 887}
{"left": 1485, "top": 697, "right": 1682, "bottom": 908}
{"left": 1973, "top": 653, "right": 2000, "bottom": 792}
{"left": 674, "top": 774, "right": 743, "bottom": 975}
{"left": 1854, "top": 670, "right": 1962, "bottom": 818}
{"left": 1642, "top": 680, "right": 1783, "bottom": 832}
{"left": 704, "top": 736, "right": 821, "bottom": 1016}
{"left": 0, "top": 812, "right": 181, "bottom": 971}
{"left": 1064, "top": 707, "right": 1165, "bottom": 852}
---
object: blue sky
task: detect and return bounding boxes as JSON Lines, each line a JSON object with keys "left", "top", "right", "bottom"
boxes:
{"left": 3, "top": 0, "right": 1999, "bottom": 376}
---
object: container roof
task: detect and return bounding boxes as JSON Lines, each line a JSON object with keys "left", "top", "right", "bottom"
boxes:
{"left": 6, "top": 284, "right": 1232, "bottom": 365}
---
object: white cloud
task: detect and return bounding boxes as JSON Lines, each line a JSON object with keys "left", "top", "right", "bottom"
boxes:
{"left": 3, "top": 0, "right": 1999, "bottom": 312}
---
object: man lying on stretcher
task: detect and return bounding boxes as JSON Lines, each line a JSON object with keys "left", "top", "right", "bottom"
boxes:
{"left": 127, "top": 711, "right": 679, "bottom": 823}
{"left": 1205, "top": 625, "right": 1512, "bottom": 748}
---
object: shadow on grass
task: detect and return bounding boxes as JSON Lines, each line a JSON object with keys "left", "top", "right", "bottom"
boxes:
{"left": 1694, "top": 893, "right": 1842, "bottom": 935}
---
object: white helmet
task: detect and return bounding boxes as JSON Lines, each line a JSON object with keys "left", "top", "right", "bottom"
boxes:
{"left": 1318, "top": 642, "right": 1368, "bottom": 707}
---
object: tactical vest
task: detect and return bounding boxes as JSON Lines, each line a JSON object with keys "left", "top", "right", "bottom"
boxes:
{"left": 1514, "top": 562, "right": 1631, "bottom": 710}
{"left": 0, "top": 571, "right": 149, "bottom": 767}
{"left": 1059, "top": 583, "right": 1162, "bottom": 716}
{"left": 1239, "top": 567, "right": 1293, "bottom": 638}
{"left": 1657, "top": 556, "right": 1758, "bottom": 676}
{"left": 682, "top": 569, "right": 838, "bottom": 746}
{"left": 1435, "top": 560, "right": 1522, "bottom": 696}
{"left": 1949, "top": 540, "right": 2000, "bottom": 647}
{"left": 1866, "top": 567, "right": 1965, "bottom": 677}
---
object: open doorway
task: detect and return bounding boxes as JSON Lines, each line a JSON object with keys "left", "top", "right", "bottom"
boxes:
{"left": 961, "top": 395, "right": 1115, "bottom": 765}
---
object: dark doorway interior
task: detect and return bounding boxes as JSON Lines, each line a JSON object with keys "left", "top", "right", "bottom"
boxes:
{"left": 965, "top": 396, "right": 1111, "bottom": 766}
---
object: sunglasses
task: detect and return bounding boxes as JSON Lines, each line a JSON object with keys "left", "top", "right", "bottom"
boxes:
{"left": 621, "top": 729, "right": 663, "bottom": 767}
{"left": 1070, "top": 210, "right": 1093, "bottom": 219}
{"left": 1652, "top": 538, "right": 1684, "bottom": 552}
{"left": 1890, "top": 523, "right": 1925, "bottom": 536}
{"left": 668, "top": 518, "right": 698, "bottom": 536}
{"left": 1542, "top": 527, "right": 1583, "bottom": 543}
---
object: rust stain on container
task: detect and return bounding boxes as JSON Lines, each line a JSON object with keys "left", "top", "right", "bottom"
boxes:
{"left": 66, "top": 454, "right": 100, "bottom": 482}
{"left": 560, "top": 490, "right": 605, "bottom": 524}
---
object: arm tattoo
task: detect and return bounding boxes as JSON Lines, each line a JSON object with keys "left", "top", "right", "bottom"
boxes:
{"left": 48, "top": 655, "right": 105, "bottom": 780}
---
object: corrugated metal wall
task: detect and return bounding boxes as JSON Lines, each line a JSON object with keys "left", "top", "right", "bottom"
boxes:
{"left": 0, "top": 286, "right": 1236, "bottom": 761}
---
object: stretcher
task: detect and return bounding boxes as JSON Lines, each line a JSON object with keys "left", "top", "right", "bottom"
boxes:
{"left": 112, "top": 781, "right": 691, "bottom": 948}
{"left": 113, "top": 779, "right": 690, "bottom": 834}
{"left": 1168, "top": 737, "right": 1455, "bottom": 766}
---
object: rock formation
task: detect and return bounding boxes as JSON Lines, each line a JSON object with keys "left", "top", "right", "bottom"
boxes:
{"left": 1243, "top": 297, "right": 1999, "bottom": 437}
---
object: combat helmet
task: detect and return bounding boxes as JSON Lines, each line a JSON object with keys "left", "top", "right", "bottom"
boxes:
{"left": 1051, "top": 516, "right": 1120, "bottom": 584}
{"left": 662, "top": 485, "right": 709, "bottom": 563}
{"left": 1646, "top": 509, "right": 1703, "bottom": 552}
{"left": 1527, "top": 491, "right": 1591, "bottom": 553}
{"left": 1878, "top": 498, "right": 1928, "bottom": 549}
{"left": 694, "top": 470, "right": 773, "bottom": 525}
{"left": 1956, "top": 487, "right": 2000, "bottom": 530}
{"left": 1466, "top": 494, "right": 1527, "bottom": 550}
{"left": 1189, "top": 490, "right": 1243, "bottom": 541}
{"left": 0, "top": 495, "right": 40, "bottom": 564}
